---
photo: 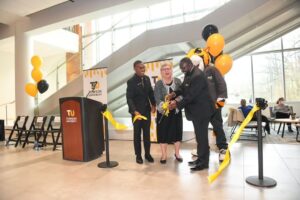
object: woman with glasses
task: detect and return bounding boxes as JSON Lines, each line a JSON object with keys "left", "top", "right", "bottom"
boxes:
{"left": 154, "top": 60, "right": 183, "bottom": 164}
{"left": 274, "top": 97, "right": 293, "bottom": 132}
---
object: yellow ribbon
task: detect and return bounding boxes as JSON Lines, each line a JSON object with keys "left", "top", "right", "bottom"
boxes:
{"left": 208, "top": 105, "right": 260, "bottom": 183}
{"left": 133, "top": 115, "right": 148, "bottom": 123}
{"left": 162, "top": 101, "right": 170, "bottom": 116}
{"left": 161, "top": 95, "right": 171, "bottom": 117}
{"left": 102, "top": 110, "right": 128, "bottom": 130}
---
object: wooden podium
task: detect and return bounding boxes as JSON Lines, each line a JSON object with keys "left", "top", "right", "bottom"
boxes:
{"left": 59, "top": 97, "right": 105, "bottom": 162}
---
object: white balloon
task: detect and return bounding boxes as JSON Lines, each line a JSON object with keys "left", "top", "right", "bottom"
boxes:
{"left": 190, "top": 55, "right": 204, "bottom": 71}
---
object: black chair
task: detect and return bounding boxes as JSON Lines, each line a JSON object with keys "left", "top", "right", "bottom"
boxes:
{"left": 22, "top": 116, "right": 47, "bottom": 148}
{"left": 6, "top": 116, "right": 29, "bottom": 147}
{"left": 42, "top": 116, "right": 62, "bottom": 151}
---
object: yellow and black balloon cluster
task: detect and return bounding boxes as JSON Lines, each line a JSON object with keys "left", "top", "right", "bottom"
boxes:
{"left": 25, "top": 55, "right": 49, "bottom": 97}
{"left": 187, "top": 24, "right": 233, "bottom": 76}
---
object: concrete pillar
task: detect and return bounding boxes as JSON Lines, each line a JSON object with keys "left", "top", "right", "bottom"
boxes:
{"left": 15, "top": 22, "right": 35, "bottom": 116}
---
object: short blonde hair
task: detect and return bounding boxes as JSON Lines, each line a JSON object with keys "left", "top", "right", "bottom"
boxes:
{"left": 160, "top": 60, "right": 173, "bottom": 70}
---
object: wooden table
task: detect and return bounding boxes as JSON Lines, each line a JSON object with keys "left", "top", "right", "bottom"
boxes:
{"left": 273, "top": 118, "right": 300, "bottom": 140}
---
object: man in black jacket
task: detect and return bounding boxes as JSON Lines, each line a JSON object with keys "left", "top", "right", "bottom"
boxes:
{"left": 126, "top": 60, "right": 156, "bottom": 164}
{"left": 191, "top": 54, "right": 229, "bottom": 163}
{"left": 168, "top": 57, "right": 215, "bottom": 171}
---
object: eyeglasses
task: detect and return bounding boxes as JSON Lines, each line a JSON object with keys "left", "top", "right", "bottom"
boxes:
{"left": 161, "top": 68, "right": 171, "bottom": 71}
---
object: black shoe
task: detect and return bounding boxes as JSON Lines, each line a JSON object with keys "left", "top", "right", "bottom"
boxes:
{"left": 160, "top": 159, "right": 167, "bottom": 164}
{"left": 190, "top": 163, "right": 209, "bottom": 171}
{"left": 174, "top": 154, "right": 183, "bottom": 162}
{"left": 188, "top": 159, "right": 200, "bottom": 166}
{"left": 288, "top": 128, "right": 294, "bottom": 133}
{"left": 145, "top": 154, "right": 154, "bottom": 163}
{"left": 219, "top": 149, "right": 230, "bottom": 163}
{"left": 136, "top": 156, "right": 143, "bottom": 164}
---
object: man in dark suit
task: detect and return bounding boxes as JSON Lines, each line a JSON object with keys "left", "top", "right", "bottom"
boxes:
{"left": 191, "top": 54, "right": 229, "bottom": 163}
{"left": 168, "top": 57, "right": 215, "bottom": 171}
{"left": 126, "top": 60, "right": 156, "bottom": 164}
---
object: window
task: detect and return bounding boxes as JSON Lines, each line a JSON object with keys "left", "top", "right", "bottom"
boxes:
{"left": 149, "top": 2, "right": 171, "bottom": 29}
{"left": 252, "top": 53, "right": 284, "bottom": 102}
{"left": 131, "top": 24, "right": 147, "bottom": 40}
{"left": 149, "top": 18, "right": 172, "bottom": 29}
{"left": 113, "top": 28, "right": 130, "bottom": 51}
{"left": 97, "top": 16, "right": 112, "bottom": 31}
{"left": 284, "top": 50, "right": 300, "bottom": 101}
{"left": 98, "top": 32, "right": 112, "bottom": 61}
{"left": 131, "top": 8, "right": 148, "bottom": 24}
{"left": 282, "top": 28, "right": 300, "bottom": 49}
{"left": 225, "top": 56, "right": 252, "bottom": 103}
{"left": 183, "top": 0, "right": 194, "bottom": 13}
{"left": 171, "top": 0, "right": 183, "bottom": 16}
{"left": 171, "top": 16, "right": 184, "bottom": 25}
{"left": 253, "top": 38, "right": 281, "bottom": 53}
{"left": 149, "top": 2, "right": 171, "bottom": 20}
{"left": 113, "top": 12, "right": 130, "bottom": 28}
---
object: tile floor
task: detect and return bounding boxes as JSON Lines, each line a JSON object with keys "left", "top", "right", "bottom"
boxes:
{"left": 0, "top": 136, "right": 299, "bottom": 200}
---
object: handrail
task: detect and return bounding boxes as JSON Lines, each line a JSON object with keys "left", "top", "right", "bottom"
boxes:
{"left": 44, "top": 13, "right": 131, "bottom": 79}
{"left": 82, "top": 7, "right": 215, "bottom": 38}
{"left": 0, "top": 100, "right": 15, "bottom": 107}
{"left": 45, "top": 5, "right": 221, "bottom": 78}
{"left": 0, "top": 100, "right": 15, "bottom": 126}
{"left": 40, "top": 13, "right": 132, "bottom": 104}
{"left": 39, "top": 2, "right": 225, "bottom": 103}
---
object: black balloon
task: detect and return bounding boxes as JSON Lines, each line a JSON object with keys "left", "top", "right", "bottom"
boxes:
{"left": 37, "top": 79, "right": 49, "bottom": 94}
{"left": 202, "top": 24, "right": 219, "bottom": 41}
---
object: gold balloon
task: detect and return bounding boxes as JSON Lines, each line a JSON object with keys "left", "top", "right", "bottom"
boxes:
{"left": 31, "top": 55, "right": 43, "bottom": 69}
{"left": 25, "top": 83, "right": 38, "bottom": 97}
{"left": 215, "top": 54, "right": 233, "bottom": 75}
{"left": 187, "top": 48, "right": 196, "bottom": 58}
{"left": 31, "top": 69, "right": 43, "bottom": 82}
{"left": 186, "top": 48, "right": 210, "bottom": 66}
{"left": 206, "top": 33, "right": 225, "bottom": 57}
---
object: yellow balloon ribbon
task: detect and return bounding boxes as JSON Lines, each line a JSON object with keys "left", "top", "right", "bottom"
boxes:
{"left": 162, "top": 101, "right": 170, "bottom": 116}
{"left": 102, "top": 110, "right": 128, "bottom": 130}
{"left": 133, "top": 115, "right": 147, "bottom": 123}
{"left": 208, "top": 105, "right": 260, "bottom": 184}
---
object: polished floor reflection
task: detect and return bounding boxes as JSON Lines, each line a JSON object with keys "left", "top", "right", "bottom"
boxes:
{"left": 0, "top": 137, "right": 299, "bottom": 200}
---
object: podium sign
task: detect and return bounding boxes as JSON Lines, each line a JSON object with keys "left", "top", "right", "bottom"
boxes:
{"left": 61, "top": 100, "right": 84, "bottom": 161}
{"left": 60, "top": 97, "right": 104, "bottom": 162}
{"left": 83, "top": 68, "right": 107, "bottom": 104}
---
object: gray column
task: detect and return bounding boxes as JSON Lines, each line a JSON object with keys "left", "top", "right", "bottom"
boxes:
{"left": 15, "top": 22, "right": 34, "bottom": 116}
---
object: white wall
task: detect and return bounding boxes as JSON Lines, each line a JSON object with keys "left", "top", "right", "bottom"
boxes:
{"left": 0, "top": 51, "right": 15, "bottom": 123}
{"left": 38, "top": 52, "right": 67, "bottom": 102}
{"left": 0, "top": 49, "right": 67, "bottom": 124}
{"left": 0, "top": 52, "right": 15, "bottom": 104}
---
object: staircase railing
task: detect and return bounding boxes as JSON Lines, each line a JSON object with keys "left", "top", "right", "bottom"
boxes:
{"left": 38, "top": 1, "right": 228, "bottom": 104}
{"left": 40, "top": 13, "right": 131, "bottom": 104}
{"left": 0, "top": 101, "right": 15, "bottom": 126}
